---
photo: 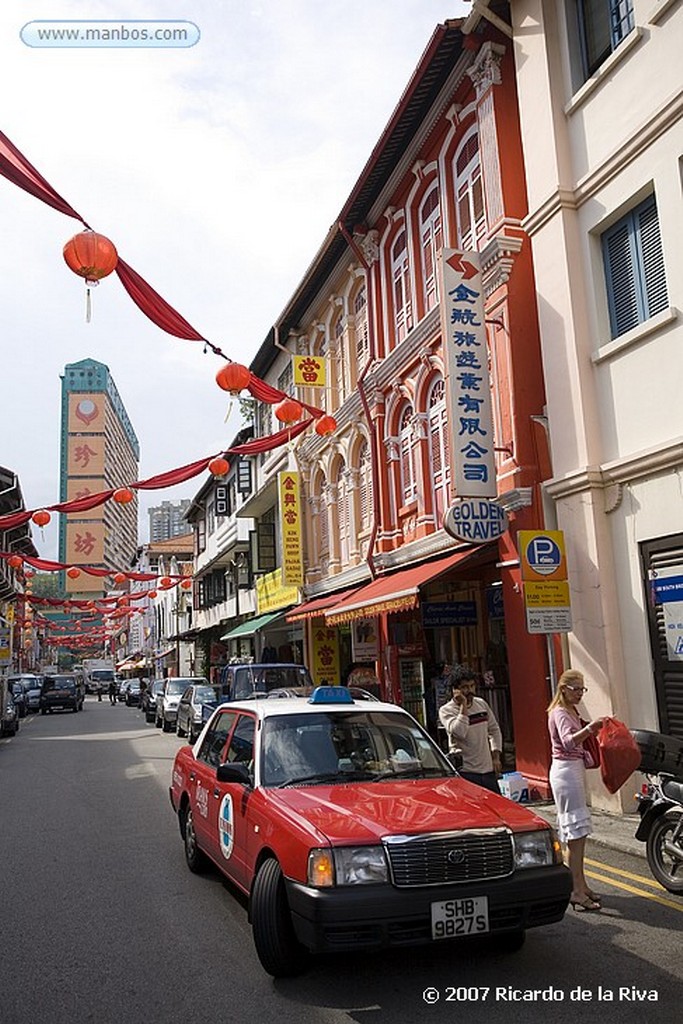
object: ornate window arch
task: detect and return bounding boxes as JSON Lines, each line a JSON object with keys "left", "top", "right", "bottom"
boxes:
{"left": 399, "top": 404, "right": 417, "bottom": 505}
{"left": 428, "top": 376, "right": 451, "bottom": 523}
{"left": 391, "top": 229, "right": 412, "bottom": 344}
{"left": 420, "top": 185, "right": 442, "bottom": 312}
{"left": 453, "top": 128, "right": 486, "bottom": 250}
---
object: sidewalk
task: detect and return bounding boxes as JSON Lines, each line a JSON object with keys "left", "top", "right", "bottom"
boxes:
{"left": 531, "top": 800, "right": 644, "bottom": 859}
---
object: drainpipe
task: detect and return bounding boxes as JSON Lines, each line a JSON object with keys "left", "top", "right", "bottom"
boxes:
{"left": 338, "top": 221, "right": 381, "bottom": 580}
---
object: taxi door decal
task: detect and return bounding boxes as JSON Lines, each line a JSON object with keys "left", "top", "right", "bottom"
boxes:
{"left": 218, "top": 793, "right": 235, "bottom": 859}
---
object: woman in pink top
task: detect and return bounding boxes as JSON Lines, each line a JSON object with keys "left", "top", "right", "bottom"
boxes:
{"left": 547, "top": 669, "right": 603, "bottom": 912}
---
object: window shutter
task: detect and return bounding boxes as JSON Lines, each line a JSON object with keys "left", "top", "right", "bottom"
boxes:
{"left": 604, "top": 220, "right": 640, "bottom": 337}
{"left": 637, "top": 200, "right": 668, "bottom": 319}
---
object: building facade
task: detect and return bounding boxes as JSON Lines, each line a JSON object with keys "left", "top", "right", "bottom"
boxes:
{"left": 59, "top": 359, "right": 140, "bottom": 598}
{"left": 148, "top": 499, "right": 192, "bottom": 543}
{"left": 509, "top": 0, "right": 683, "bottom": 801}
{"left": 0, "top": 466, "right": 39, "bottom": 674}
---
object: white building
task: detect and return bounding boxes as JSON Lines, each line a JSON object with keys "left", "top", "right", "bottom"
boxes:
{"left": 506, "top": 0, "right": 683, "bottom": 803}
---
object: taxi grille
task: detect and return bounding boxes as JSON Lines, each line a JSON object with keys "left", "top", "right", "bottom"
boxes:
{"left": 384, "top": 829, "right": 514, "bottom": 887}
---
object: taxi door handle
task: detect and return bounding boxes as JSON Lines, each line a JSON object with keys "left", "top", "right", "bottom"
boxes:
{"left": 189, "top": 771, "right": 195, "bottom": 781}
{"left": 213, "top": 788, "right": 220, "bottom": 798}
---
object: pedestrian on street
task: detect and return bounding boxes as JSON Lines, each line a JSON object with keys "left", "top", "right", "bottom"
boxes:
{"left": 438, "top": 665, "right": 502, "bottom": 793}
{"left": 97, "top": 682, "right": 103, "bottom": 701}
{"left": 108, "top": 679, "right": 117, "bottom": 705}
{"left": 547, "top": 669, "right": 604, "bottom": 913}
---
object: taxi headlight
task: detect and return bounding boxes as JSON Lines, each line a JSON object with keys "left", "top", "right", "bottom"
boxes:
{"left": 307, "top": 846, "right": 388, "bottom": 887}
{"left": 513, "top": 829, "right": 559, "bottom": 868}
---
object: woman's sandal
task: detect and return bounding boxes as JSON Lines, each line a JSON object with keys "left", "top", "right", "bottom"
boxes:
{"left": 586, "top": 889, "right": 602, "bottom": 904}
{"left": 570, "top": 895, "right": 601, "bottom": 912}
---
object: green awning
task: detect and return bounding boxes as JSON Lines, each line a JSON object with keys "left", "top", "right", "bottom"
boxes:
{"left": 220, "top": 611, "right": 284, "bottom": 641}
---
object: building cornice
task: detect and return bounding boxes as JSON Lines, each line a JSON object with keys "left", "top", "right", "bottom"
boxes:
{"left": 544, "top": 437, "right": 683, "bottom": 500}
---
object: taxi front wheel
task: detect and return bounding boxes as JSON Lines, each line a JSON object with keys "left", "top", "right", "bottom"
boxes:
{"left": 182, "top": 805, "right": 209, "bottom": 873}
{"left": 251, "top": 859, "right": 309, "bottom": 978}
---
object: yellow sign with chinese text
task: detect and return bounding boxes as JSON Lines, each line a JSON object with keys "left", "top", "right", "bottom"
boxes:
{"left": 65, "top": 521, "right": 105, "bottom": 564}
{"left": 278, "top": 471, "right": 304, "bottom": 587}
{"left": 311, "top": 620, "right": 340, "bottom": 686}
{"left": 67, "top": 436, "right": 105, "bottom": 476}
{"left": 293, "top": 355, "right": 326, "bottom": 388}
{"left": 256, "top": 568, "right": 300, "bottom": 615}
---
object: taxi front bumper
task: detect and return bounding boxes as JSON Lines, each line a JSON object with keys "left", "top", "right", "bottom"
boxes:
{"left": 285, "top": 865, "right": 571, "bottom": 954}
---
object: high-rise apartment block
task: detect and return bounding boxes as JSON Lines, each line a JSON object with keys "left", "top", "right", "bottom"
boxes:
{"left": 148, "top": 500, "right": 191, "bottom": 543}
{"left": 59, "top": 359, "right": 139, "bottom": 594}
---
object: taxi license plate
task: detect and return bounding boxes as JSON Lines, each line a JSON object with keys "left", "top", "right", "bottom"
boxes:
{"left": 431, "top": 896, "right": 489, "bottom": 940}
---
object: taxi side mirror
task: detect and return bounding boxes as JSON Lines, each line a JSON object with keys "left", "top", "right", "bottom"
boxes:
{"left": 216, "top": 762, "right": 252, "bottom": 785}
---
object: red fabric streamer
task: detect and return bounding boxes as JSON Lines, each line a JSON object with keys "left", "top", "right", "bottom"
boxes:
{"left": 0, "top": 130, "right": 86, "bottom": 223}
{"left": 228, "top": 418, "right": 312, "bottom": 454}
{"left": 115, "top": 258, "right": 216, "bottom": 347}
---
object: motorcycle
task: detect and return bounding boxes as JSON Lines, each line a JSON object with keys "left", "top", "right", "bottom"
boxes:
{"left": 632, "top": 729, "right": 683, "bottom": 894}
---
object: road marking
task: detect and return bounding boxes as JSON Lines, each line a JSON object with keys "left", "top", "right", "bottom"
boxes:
{"left": 585, "top": 856, "right": 667, "bottom": 889}
{"left": 585, "top": 861, "right": 683, "bottom": 912}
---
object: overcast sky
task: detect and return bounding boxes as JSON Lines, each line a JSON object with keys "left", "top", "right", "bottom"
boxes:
{"left": 1, "top": 0, "right": 469, "bottom": 559}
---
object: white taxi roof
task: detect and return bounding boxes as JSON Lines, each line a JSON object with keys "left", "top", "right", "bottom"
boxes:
{"left": 210, "top": 695, "right": 404, "bottom": 721}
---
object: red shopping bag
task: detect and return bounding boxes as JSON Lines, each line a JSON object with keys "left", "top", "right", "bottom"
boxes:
{"left": 597, "top": 717, "right": 642, "bottom": 793}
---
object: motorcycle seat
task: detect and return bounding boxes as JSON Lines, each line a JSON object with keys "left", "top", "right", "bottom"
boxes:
{"left": 661, "top": 777, "right": 683, "bottom": 804}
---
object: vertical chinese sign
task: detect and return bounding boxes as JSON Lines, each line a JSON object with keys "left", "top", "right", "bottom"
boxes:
{"left": 311, "top": 620, "right": 340, "bottom": 686}
{"left": 65, "top": 394, "right": 108, "bottom": 593}
{"left": 278, "top": 471, "right": 304, "bottom": 587}
{"left": 439, "top": 250, "right": 497, "bottom": 498}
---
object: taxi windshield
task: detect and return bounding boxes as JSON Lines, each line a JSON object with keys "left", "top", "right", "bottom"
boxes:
{"left": 261, "top": 710, "right": 453, "bottom": 788}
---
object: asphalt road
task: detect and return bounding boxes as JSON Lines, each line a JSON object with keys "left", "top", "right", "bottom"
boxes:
{"left": 0, "top": 698, "right": 681, "bottom": 1024}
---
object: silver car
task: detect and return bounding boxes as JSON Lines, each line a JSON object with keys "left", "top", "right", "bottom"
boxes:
{"left": 155, "top": 677, "right": 209, "bottom": 733}
{"left": 176, "top": 683, "right": 220, "bottom": 743}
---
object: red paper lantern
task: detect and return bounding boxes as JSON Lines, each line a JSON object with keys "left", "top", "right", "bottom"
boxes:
{"left": 66, "top": 567, "right": 81, "bottom": 579}
{"left": 274, "top": 397, "right": 303, "bottom": 425}
{"left": 314, "top": 414, "right": 337, "bottom": 437}
{"left": 113, "top": 572, "right": 127, "bottom": 584}
{"left": 8, "top": 555, "right": 22, "bottom": 569}
{"left": 159, "top": 577, "right": 173, "bottom": 589}
{"left": 113, "top": 487, "right": 134, "bottom": 504}
{"left": 216, "top": 362, "right": 251, "bottom": 394}
{"left": 208, "top": 457, "right": 230, "bottom": 477}
{"left": 63, "top": 230, "right": 118, "bottom": 284}
{"left": 180, "top": 578, "right": 193, "bottom": 590}
{"left": 32, "top": 509, "right": 51, "bottom": 527}
{"left": 148, "top": 590, "right": 157, "bottom": 599}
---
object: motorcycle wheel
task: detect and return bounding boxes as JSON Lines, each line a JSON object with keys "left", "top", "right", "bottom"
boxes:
{"left": 646, "top": 812, "right": 683, "bottom": 894}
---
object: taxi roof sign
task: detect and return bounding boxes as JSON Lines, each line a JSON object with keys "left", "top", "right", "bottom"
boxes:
{"left": 308, "top": 686, "right": 355, "bottom": 705}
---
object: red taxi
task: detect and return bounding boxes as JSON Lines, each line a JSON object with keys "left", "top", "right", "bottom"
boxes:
{"left": 169, "top": 687, "right": 571, "bottom": 977}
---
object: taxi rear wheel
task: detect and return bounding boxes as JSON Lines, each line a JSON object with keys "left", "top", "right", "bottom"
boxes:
{"left": 251, "top": 859, "right": 309, "bottom": 978}
{"left": 183, "top": 805, "right": 209, "bottom": 873}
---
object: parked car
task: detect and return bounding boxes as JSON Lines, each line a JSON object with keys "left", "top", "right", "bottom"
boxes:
{"left": 199, "top": 664, "right": 316, "bottom": 732}
{"left": 117, "top": 680, "right": 131, "bottom": 703}
{"left": 40, "top": 675, "right": 82, "bottom": 714}
{"left": 170, "top": 686, "right": 571, "bottom": 978}
{"left": 0, "top": 681, "right": 19, "bottom": 736}
{"left": 176, "top": 683, "right": 221, "bottom": 743}
{"left": 8, "top": 679, "right": 29, "bottom": 718}
{"left": 9, "top": 674, "right": 43, "bottom": 714}
{"left": 142, "top": 679, "right": 164, "bottom": 722}
{"left": 125, "top": 680, "right": 142, "bottom": 707}
{"left": 156, "top": 677, "right": 209, "bottom": 733}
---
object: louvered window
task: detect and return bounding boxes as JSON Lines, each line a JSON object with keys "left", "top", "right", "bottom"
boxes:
{"left": 318, "top": 484, "right": 329, "bottom": 569}
{"left": 392, "top": 230, "right": 412, "bottom": 345}
{"left": 420, "top": 186, "right": 442, "bottom": 312}
{"left": 354, "top": 286, "right": 369, "bottom": 367}
{"left": 454, "top": 130, "right": 486, "bottom": 251}
{"left": 603, "top": 195, "right": 668, "bottom": 339}
{"left": 358, "top": 439, "right": 373, "bottom": 530}
{"left": 429, "top": 378, "right": 451, "bottom": 523}
{"left": 336, "top": 465, "right": 350, "bottom": 565}
{"left": 399, "top": 405, "right": 417, "bottom": 504}
{"left": 577, "top": 0, "right": 634, "bottom": 78}
{"left": 334, "top": 315, "right": 346, "bottom": 402}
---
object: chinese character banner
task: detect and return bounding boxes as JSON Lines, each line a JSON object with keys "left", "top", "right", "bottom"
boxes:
{"left": 278, "top": 471, "right": 304, "bottom": 587}
{"left": 439, "top": 250, "right": 497, "bottom": 499}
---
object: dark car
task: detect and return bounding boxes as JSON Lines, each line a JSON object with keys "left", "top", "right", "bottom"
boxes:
{"left": 40, "top": 675, "right": 82, "bottom": 714}
{"left": 142, "top": 679, "right": 165, "bottom": 722}
{"left": 8, "top": 680, "right": 29, "bottom": 718}
{"left": 9, "top": 675, "right": 43, "bottom": 714}
{"left": 125, "top": 680, "right": 142, "bottom": 707}
{"left": 200, "top": 663, "right": 315, "bottom": 732}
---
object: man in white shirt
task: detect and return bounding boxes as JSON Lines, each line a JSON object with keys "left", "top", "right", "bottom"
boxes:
{"left": 438, "top": 665, "right": 503, "bottom": 793}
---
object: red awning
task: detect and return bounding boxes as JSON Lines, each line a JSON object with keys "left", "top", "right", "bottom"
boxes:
{"left": 325, "top": 548, "right": 477, "bottom": 625}
{"left": 285, "top": 586, "right": 361, "bottom": 623}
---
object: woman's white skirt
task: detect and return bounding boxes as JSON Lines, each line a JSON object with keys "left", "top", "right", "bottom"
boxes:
{"left": 549, "top": 758, "right": 592, "bottom": 842}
